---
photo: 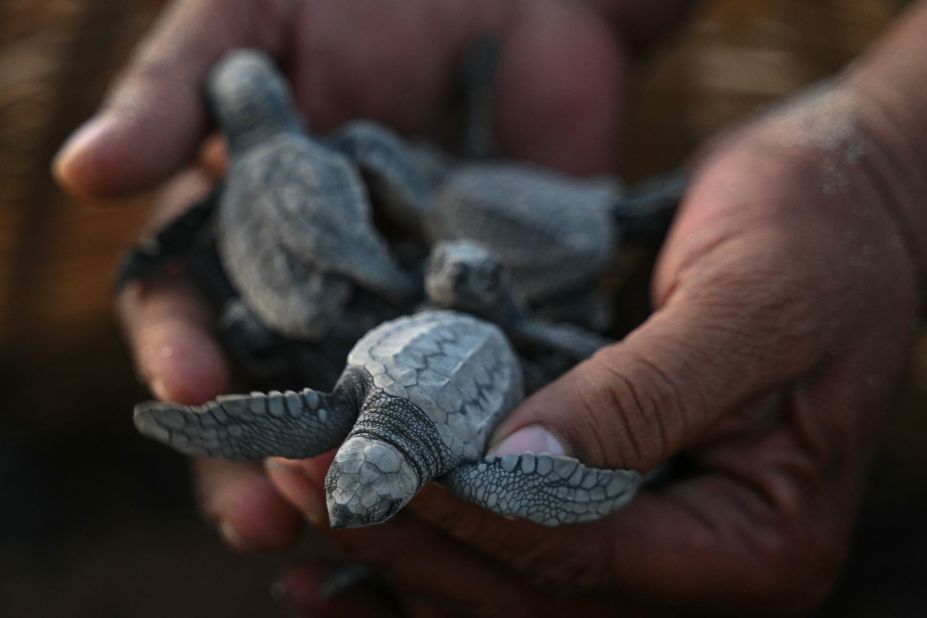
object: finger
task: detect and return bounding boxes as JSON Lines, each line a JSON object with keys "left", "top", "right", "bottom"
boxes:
{"left": 410, "top": 480, "right": 827, "bottom": 616}
{"left": 194, "top": 458, "right": 303, "bottom": 551}
{"left": 199, "top": 134, "right": 229, "bottom": 181}
{"left": 281, "top": 0, "right": 622, "bottom": 172}
{"left": 282, "top": 562, "right": 479, "bottom": 618}
{"left": 489, "top": 166, "right": 833, "bottom": 471}
{"left": 121, "top": 264, "right": 304, "bottom": 549}
{"left": 122, "top": 168, "right": 303, "bottom": 549}
{"left": 264, "top": 399, "right": 835, "bottom": 613}
{"left": 265, "top": 453, "right": 335, "bottom": 527}
{"left": 493, "top": 1, "right": 625, "bottom": 174}
{"left": 119, "top": 268, "right": 229, "bottom": 404}
{"left": 117, "top": 170, "right": 228, "bottom": 403}
{"left": 409, "top": 400, "right": 846, "bottom": 614}
{"left": 266, "top": 460, "right": 593, "bottom": 617}
{"left": 329, "top": 512, "right": 562, "bottom": 618}
{"left": 598, "top": 394, "right": 854, "bottom": 613}
{"left": 54, "top": 0, "right": 291, "bottom": 196}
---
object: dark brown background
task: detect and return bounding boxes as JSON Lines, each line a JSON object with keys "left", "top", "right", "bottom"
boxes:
{"left": 1, "top": 1, "right": 925, "bottom": 615}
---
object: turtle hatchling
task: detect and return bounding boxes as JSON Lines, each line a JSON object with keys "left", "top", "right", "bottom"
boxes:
{"left": 134, "top": 311, "right": 641, "bottom": 527}
{"left": 209, "top": 49, "right": 418, "bottom": 339}
{"left": 427, "top": 163, "right": 687, "bottom": 305}
{"left": 425, "top": 239, "right": 612, "bottom": 363}
{"left": 344, "top": 148, "right": 686, "bottom": 326}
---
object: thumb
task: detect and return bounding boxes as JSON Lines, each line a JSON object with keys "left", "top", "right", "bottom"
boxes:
{"left": 490, "top": 249, "right": 827, "bottom": 471}
{"left": 53, "top": 0, "right": 290, "bottom": 196}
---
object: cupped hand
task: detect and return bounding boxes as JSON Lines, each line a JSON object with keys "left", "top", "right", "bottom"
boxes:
{"left": 59, "top": 0, "right": 922, "bottom": 614}
{"left": 62, "top": 0, "right": 631, "bottom": 552}
{"left": 267, "top": 82, "right": 922, "bottom": 616}
{"left": 55, "top": 0, "right": 626, "bottom": 196}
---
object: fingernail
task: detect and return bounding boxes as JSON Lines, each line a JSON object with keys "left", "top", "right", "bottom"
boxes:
{"left": 218, "top": 518, "right": 251, "bottom": 551}
{"left": 489, "top": 425, "right": 566, "bottom": 457}
{"left": 53, "top": 115, "right": 115, "bottom": 179}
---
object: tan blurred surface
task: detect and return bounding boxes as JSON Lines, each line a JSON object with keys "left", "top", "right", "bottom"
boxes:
{"left": 1, "top": 1, "right": 924, "bottom": 616}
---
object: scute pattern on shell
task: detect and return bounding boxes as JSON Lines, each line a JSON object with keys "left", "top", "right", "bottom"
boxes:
{"left": 348, "top": 311, "right": 523, "bottom": 462}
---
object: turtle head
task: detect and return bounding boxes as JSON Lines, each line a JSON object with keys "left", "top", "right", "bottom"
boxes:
{"left": 425, "top": 240, "right": 506, "bottom": 316}
{"left": 207, "top": 49, "right": 300, "bottom": 152}
{"left": 325, "top": 436, "right": 420, "bottom": 528}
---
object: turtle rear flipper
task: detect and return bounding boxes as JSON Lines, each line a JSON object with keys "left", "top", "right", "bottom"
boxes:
{"left": 134, "top": 389, "right": 356, "bottom": 460}
{"left": 439, "top": 454, "right": 641, "bottom": 527}
{"left": 115, "top": 189, "right": 219, "bottom": 290}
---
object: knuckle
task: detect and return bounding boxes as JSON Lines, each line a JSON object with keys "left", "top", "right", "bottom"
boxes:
{"left": 576, "top": 350, "right": 688, "bottom": 469}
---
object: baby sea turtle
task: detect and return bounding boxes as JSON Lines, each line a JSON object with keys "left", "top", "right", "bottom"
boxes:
{"left": 326, "top": 126, "right": 685, "bottom": 310}
{"left": 428, "top": 164, "right": 689, "bottom": 306}
{"left": 425, "top": 240, "right": 612, "bottom": 362}
{"left": 134, "top": 311, "right": 641, "bottom": 527}
{"left": 117, "top": 186, "right": 401, "bottom": 391}
{"left": 209, "top": 49, "right": 418, "bottom": 339}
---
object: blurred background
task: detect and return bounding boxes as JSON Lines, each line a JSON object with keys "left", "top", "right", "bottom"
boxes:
{"left": 1, "top": 0, "right": 925, "bottom": 615}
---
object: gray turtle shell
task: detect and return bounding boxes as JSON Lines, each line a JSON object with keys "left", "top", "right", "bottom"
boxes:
{"left": 217, "top": 174, "right": 352, "bottom": 340}
{"left": 346, "top": 310, "right": 523, "bottom": 463}
{"left": 218, "top": 133, "right": 415, "bottom": 338}
{"left": 210, "top": 51, "right": 416, "bottom": 340}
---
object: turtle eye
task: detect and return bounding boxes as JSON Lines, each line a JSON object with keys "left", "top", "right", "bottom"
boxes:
{"left": 452, "top": 265, "right": 471, "bottom": 290}
{"left": 479, "top": 264, "right": 500, "bottom": 291}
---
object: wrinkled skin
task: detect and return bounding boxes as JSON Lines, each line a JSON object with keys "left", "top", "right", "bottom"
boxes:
{"left": 55, "top": 0, "right": 925, "bottom": 615}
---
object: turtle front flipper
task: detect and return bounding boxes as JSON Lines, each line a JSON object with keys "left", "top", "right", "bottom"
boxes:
{"left": 326, "top": 120, "right": 438, "bottom": 232}
{"left": 510, "top": 320, "right": 612, "bottom": 362}
{"left": 439, "top": 454, "right": 641, "bottom": 527}
{"left": 612, "top": 168, "right": 688, "bottom": 244}
{"left": 134, "top": 389, "right": 356, "bottom": 460}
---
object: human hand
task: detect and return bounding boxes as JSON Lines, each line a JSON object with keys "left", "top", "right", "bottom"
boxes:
{"left": 55, "top": 0, "right": 630, "bottom": 196}
{"left": 58, "top": 0, "right": 653, "bottom": 551}
{"left": 266, "top": 81, "right": 923, "bottom": 615}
